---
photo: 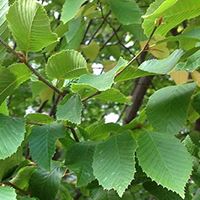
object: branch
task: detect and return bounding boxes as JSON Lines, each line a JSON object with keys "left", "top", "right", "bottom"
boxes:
{"left": 99, "top": 26, "right": 121, "bottom": 51}
{"left": 123, "top": 76, "right": 153, "bottom": 124}
{"left": 82, "top": 91, "right": 101, "bottom": 102}
{"left": 87, "top": 11, "right": 111, "bottom": 45}
{"left": 98, "top": 3, "right": 139, "bottom": 64}
{"left": 69, "top": 127, "right": 80, "bottom": 142}
{"left": 49, "top": 93, "right": 63, "bottom": 117}
{"left": 0, "top": 37, "right": 63, "bottom": 96}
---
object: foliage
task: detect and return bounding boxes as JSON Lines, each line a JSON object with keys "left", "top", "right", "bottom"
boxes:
{"left": 1, "top": 0, "right": 200, "bottom": 199}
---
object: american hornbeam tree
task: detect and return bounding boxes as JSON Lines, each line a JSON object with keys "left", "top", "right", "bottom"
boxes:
{"left": 2, "top": 0, "right": 200, "bottom": 199}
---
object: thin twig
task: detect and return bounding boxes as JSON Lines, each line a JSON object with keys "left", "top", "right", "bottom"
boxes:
{"left": 98, "top": 3, "right": 139, "bottom": 65}
{"left": 69, "top": 127, "right": 80, "bottom": 142}
{"left": 0, "top": 37, "right": 63, "bottom": 96}
{"left": 99, "top": 27, "right": 120, "bottom": 51}
{"left": 82, "top": 91, "right": 101, "bottom": 102}
{"left": 49, "top": 93, "right": 63, "bottom": 117}
{"left": 87, "top": 11, "right": 111, "bottom": 45}
{"left": 82, "top": 19, "right": 93, "bottom": 43}
{"left": 115, "top": 25, "right": 158, "bottom": 77}
{"left": 36, "top": 100, "right": 48, "bottom": 113}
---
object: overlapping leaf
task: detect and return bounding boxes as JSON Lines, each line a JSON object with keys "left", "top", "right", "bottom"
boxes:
{"left": 0, "top": 63, "right": 31, "bottom": 105}
{"left": 61, "top": 0, "right": 87, "bottom": 23}
{"left": 107, "top": 0, "right": 141, "bottom": 25}
{"left": 93, "top": 133, "right": 137, "bottom": 197}
{"left": 0, "top": 115, "right": 25, "bottom": 159}
{"left": 139, "top": 50, "right": 183, "bottom": 74}
{"left": 46, "top": 50, "right": 87, "bottom": 80}
{"left": 143, "top": 0, "right": 200, "bottom": 37}
{"left": 78, "top": 58, "right": 128, "bottom": 91}
{"left": 30, "top": 167, "right": 62, "bottom": 200}
{"left": 146, "top": 83, "right": 195, "bottom": 134}
{"left": 137, "top": 132, "right": 193, "bottom": 198}
{"left": 56, "top": 94, "right": 83, "bottom": 124}
{"left": 7, "top": 0, "right": 57, "bottom": 52}
{"left": 0, "top": 186, "right": 16, "bottom": 200}
{"left": 65, "top": 142, "right": 95, "bottom": 186}
{"left": 29, "top": 124, "right": 65, "bottom": 170}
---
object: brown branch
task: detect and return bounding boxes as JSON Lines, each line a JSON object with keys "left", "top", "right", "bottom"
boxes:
{"left": 49, "top": 93, "right": 63, "bottom": 117}
{"left": 123, "top": 76, "right": 153, "bottom": 124}
{"left": 115, "top": 24, "right": 158, "bottom": 77}
{"left": 0, "top": 37, "right": 63, "bottom": 96}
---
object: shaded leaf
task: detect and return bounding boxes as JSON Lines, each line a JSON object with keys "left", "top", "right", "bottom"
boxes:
{"left": 0, "top": 63, "right": 30, "bottom": 105}
{"left": 29, "top": 124, "right": 65, "bottom": 170}
{"left": 65, "top": 142, "right": 95, "bottom": 187}
{"left": 30, "top": 167, "right": 61, "bottom": 200}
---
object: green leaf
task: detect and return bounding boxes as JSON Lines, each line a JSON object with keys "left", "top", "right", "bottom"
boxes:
{"left": 143, "top": 181, "right": 182, "bottom": 200}
{"left": 46, "top": 50, "right": 87, "bottom": 80}
{"left": 65, "top": 142, "right": 95, "bottom": 187}
{"left": 0, "top": 148, "right": 23, "bottom": 181}
{"left": 29, "top": 124, "right": 65, "bottom": 170}
{"left": 107, "top": 0, "right": 141, "bottom": 25}
{"left": 0, "top": 0, "right": 9, "bottom": 59}
{"left": 0, "top": 115, "right": 25, "bottom": 159}
{"left": 0, "top": 186, "right": 16, "bottom": 200}
{"left": 65, "top": 17, "right": 85, "bottom": 50}
{"left": 0, "top": 63, "right": 31, "bottom": 105}
{"left": 0, "top": 0, "right": 8, "bottom": 27}
{"left": 7, "top": 0, "right": 57, "bottom": 52}
{"left": 56, "top": 94, "right": 83, "bottom": 124}
{"left": 115, "top": 66, "right": 152, "bottom": 82}
{"left": 146, "top": 83, "right": 195, "bottom": 134}
{"left": 86, "top": 123, "right": 123, "bottom": 141}
{"left": 192, "top": 92, "right": 200, "bottom": 114}
{"left": 143, "top": 0, "right": 200, "bottom": 37}
{"left": 95, "top": 88, "right": 131, "bottom": 104}
{"left": 26, "top": 113, "right": 54, "bottom": 125}
{"left": 31, "top": 81, "right": 54, "bottom": 102}
{"left": 29, "top": 167, "right": 61, "bottom": 200}
{"left": 93, "top": 133, "right": 137, "bottom": 197}
{"left": 92, "top": 188, "right": 135, "bottom": 200}
{"left": 78, "top": 58, "right": 128, "bottom": 91}
{"left": 0, "top": 101, "right": 9, "bottom": 115}
{"left": 11, "top": 166, "right": 36, "bottom": 191}
{"left": 61, "top": 0, "right": 87, "bottom": 23}
{"left": 136, "top": 131, "right": 193, "bottom": 198}
{"left": 174, "top": 50, "right": 200, "bottom": 72}
{"left": 139, "top": 50, "right": 183, "bottom": 74}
